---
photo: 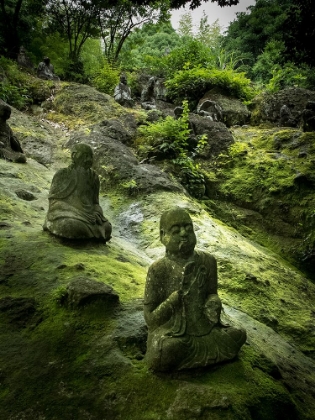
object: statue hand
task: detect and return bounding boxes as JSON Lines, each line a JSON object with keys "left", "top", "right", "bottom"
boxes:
{"left": 168, "top": 290, "right": 182, "bottom": 309}
{"left": 205, "top": 294, "right": 222, "bottom": 326}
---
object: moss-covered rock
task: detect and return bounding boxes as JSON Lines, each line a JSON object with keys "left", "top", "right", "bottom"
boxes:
{"left": 199, "top": 126, "right": 315, "bottom": 279}
{"left": 249, "top": 87, "right": 315, "bottom": 127}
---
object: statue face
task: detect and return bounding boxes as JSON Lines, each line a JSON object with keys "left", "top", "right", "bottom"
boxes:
{"left": 0, "top": 105, "right": 11, "bottom": 120}
{"left": 160, "top": 209, "right": 196, "bottom": 256}
{"left": 72, "top": 147, "right": 93, "bottom": 169}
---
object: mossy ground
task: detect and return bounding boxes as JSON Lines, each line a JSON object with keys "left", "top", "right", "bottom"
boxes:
{"left": 1, "top": 82, "right": 315, "bottom": 419}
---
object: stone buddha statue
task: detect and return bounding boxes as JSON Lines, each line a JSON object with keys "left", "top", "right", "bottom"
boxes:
{"left": 44, "top": 143, "right": 112, "bottom": 242}
{"left": 0, "top": 103, "right": 26, "bottom": 163}
{"left": 114, "top": 74, "right": 134, "bottom": 108}
{"left": 144, "top": 208, "right": 246, "bottom": 372}
{"left": 37, "top": 56, "right": 59, "bottom": 81}
{"left": 141, "top": 77, "right": 156, "bottom": 111}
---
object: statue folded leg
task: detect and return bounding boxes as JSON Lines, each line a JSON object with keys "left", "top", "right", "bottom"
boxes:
{"left": 146, "top": 325, "right": 246, "bottom": 372}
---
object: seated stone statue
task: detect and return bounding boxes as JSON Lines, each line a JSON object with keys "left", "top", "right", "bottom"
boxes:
{"left": 114, "top": 74, "right": 134, "bottom": 108}
{"left": 144, "top": 208, "right": 246, "bottom": 372}
{"left": 37, "top": 56, "right": 59, "bottom": 81}
{"left": 17, "top": 46, "right": 33, "bottom": 69}
{"left": 141, "top": 77, "right": 156, "bottom": 111}
{"left": 302, "top": 101, "right": 315, "bottom": 132}
{"left": 44, "top": 143, "right": 112, "bottom": 242}
{"left": 0, "top": 103, "right": 26, "bottom": 163}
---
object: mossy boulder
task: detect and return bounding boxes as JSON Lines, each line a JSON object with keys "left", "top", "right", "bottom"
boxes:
{"left": 249, "top": 87, "right": 315, "bottom": 127}
{"left": 198, "top": 89, "right": 251, "bottom": 127}
{"left": 189, "top": 114, "right": 234, "bottom": 159}
{"left": 65, "top": 123, "right": 184, "bottom": 195}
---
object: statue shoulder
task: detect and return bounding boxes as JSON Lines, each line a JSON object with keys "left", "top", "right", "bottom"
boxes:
{"left": 52, "top": 167, "right": 73, "bottom": 181}
{"left": 148, "top": 256, "right": 168, "bottom": 273}
{"left": 49, "top": 167, "right": 77, "bottom": 198}
{"left": 195, "top": 249, "right": 217, "bottom": 266}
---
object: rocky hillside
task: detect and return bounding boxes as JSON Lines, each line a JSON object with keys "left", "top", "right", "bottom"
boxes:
{"left": 0, "top": 82, "right": 315, "bottom": 420}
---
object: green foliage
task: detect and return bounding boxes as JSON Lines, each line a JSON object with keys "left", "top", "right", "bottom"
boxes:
{"left": 119, "top": 22, "right": 181, "bottom": 74}
{"left": 0, "top": 56, "right": 55, "bottom": 109}
{"left": 266, "top": 63, "right": 313, "bottom": 92}
{"left": 252, "top": 40, "right": 286, "bottom": 83}
{"left": 29, "top": 31, "right": 69, "bottom": 77}
{"left": 282, "top": 0, "right": 315, "bottom": 67}
{"left": 165, "top": 67, "right": 256, "bottom": 107}
{"left": 177, "top": 11, "right": 193, "bottom": 37}
{"left": 0, "top": 57, "right": 30, "bottom": 108}
{"left": 120, "top": 179, "right": 139, "bottom": 196}
{"left": 99, "top": 0, "right": 170, "bottom": 63}
{"left": 222, "top": 0, "right": 292, "bottom": 70}
{"left": 137, "top": 100, "right": 205, "bottom": 197}
{"left": 0, "top": 0, "right": 45, "bottom": 57}
{"left": 161, "top": 38, "right": 215, "bottom": 77}
{"left": 138, "top": 100, "right": 191, "bottom": 157}
{"left": 90, "top": 60, "right": 120, "bottom": 95}
{"left": 63, "top": 57, "right": 88, "bottom": 83}
{"left": 81, "top": 39, "right": 104, "bottom": 78}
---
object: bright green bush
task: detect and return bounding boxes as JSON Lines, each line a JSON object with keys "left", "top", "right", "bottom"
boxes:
{"left": 90, "top": 60, "right": 120, "bottom": 95}
{"left": 137, "top": 100, "right": 191, "bottom": 157}
{"left": 161, "top": 38, "right": 216, "bottom": 78}
{"left": 165, "top": 67, "right": 256, "bottom": 107}
{"left": 266, "top": 63, "right": 314, "bottom": 92}
{"left": 137, "top": 100, "right": 206, "bottom": 197}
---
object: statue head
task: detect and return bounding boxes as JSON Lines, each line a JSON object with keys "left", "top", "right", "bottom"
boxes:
{"left": 0, "top": 104, "right": 11, "bottom": 121}
{"left": 43, "top": 56, "right": 50, "bottom": 65}
{"left": 71, "top": 143, "right": 94, "bottom": 169}
{"left": 160, "top": 208, "right": 196, "bottom": 257}
{"left": 120, "top": 74, "right": 127, "bottom": 85}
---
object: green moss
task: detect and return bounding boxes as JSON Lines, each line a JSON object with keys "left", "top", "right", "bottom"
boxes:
{"left": 199, "top": 126, "right": 315, "bottom": 279}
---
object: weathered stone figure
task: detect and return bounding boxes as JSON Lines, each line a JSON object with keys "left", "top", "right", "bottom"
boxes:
{"left": 44, "top": 143, "right": 112, "bottom": 242}
{"left": 302, "top": 101, "right": 315, "bottom": 132}
{"left": 144, "top": 208, "right": 246, "bottom": 372}
{"left": 37, "top": 56, "right": 59, "bottom": 81}
{"left": 0, "top": 103, "right": 26, "bottom": 163}
{"left": 114, "top": 74, "right": 134, "bottom": 108}
{"left": 17, "top": 46, "right": 33, "bottom": 69}
{"left": 141, "top": 77, "right": 156, "bottom": 110}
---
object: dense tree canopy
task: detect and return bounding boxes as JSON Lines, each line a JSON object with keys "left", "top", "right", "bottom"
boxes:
{"left": 98, "top": 0, "right": 169, "bottom": 61}
{"left": 281, "top": 0, "right": 315, "bottom": 66}
{"left": 46, "top": 0, "right": 100, "bottom": 61}
{"left": 100, "top": 0, "right": 239, "bottom": 9}
{"left": 0, "top": 0, "right": 45, "bottom": 57}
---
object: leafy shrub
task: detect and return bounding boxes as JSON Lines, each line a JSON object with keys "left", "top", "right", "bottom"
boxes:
{"left": 165, "top": 67, "right": 256, "bottom": 107}
{"left": 266, "top": 63, "right": 314, "bottom": 92}
{"left": 160, "top": 38, "right": 216, "bottom": 78}
{"left": 62, "top": 57, "right": 88, "bottom": 83}
{"left": 137, "top": 100, "right": 206, "bottom": 197}
{"left": 0, "top": 57, "right": 31, "bottom": 108}
{"left": 137, "top": 100, "right": 191, "bottom": 158}
{"left": 0, "top": 56, "right": 57, "bottom": 109}
{"left": 90, "top": 60, "right": 120, "bottom": 95}
{"left": 252, "top": 40, "right": 285, "bottom": 83}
